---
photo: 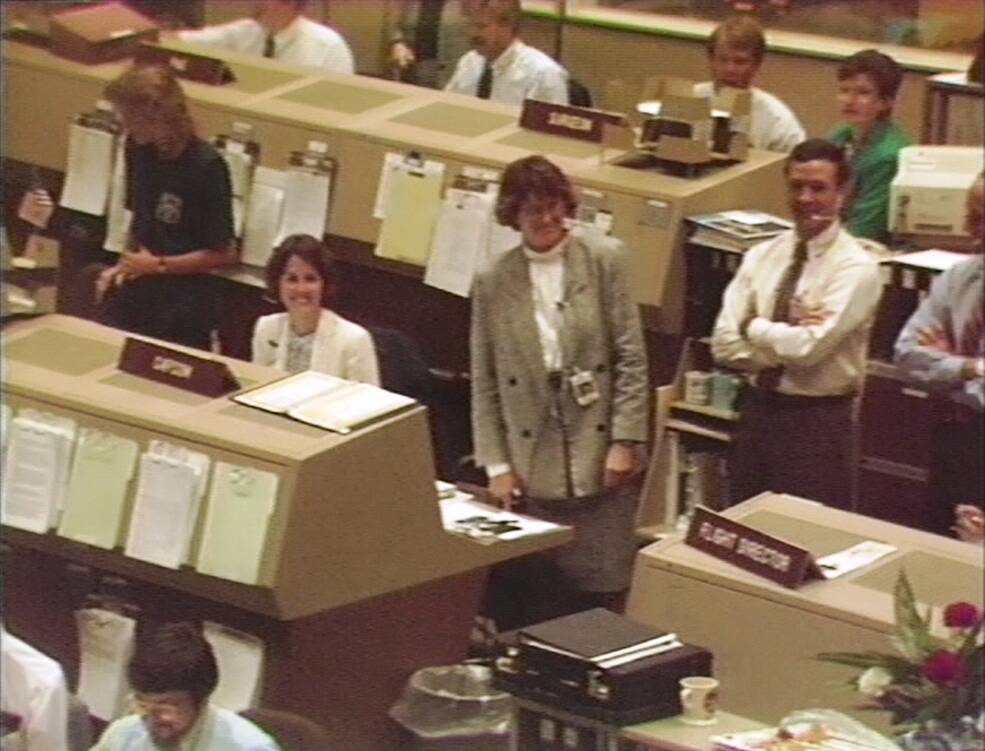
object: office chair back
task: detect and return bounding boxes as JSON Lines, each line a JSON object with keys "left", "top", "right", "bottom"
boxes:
{"left": 368, "top": 326, "right": 432, "bottom": 404}
{"left": 240, "top": 708, "right": 332, "bottom": 751}
{"left": 568, "top": 78, "right": 593, "bottom": 108}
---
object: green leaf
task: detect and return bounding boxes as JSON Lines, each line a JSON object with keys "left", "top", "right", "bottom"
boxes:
{"left": 893, "top": 570, "right": 938, "bottom": 660}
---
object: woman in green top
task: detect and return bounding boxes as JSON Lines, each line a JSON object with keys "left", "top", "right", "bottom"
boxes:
{"left": 828, "top": 49, "right": 910, "bottom": 243}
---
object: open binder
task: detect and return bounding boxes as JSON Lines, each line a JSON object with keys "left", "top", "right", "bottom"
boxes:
{"left": 233, "top": 370, "right": 416, "bottom": 434}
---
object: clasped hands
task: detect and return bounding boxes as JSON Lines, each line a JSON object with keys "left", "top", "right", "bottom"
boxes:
{"left": 95, "top": 248, "right": 161, "bottom": 303}
{"left": 487, "top": 443, "right": 643, "bottom": 511}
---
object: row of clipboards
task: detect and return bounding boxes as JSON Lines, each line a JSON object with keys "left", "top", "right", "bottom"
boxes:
{"left": 0, "top": 404, "right": 277, "bottom": 586}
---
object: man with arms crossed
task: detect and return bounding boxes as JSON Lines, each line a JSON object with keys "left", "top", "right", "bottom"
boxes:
{"left": 712, "top": 138, "right": 882, "bottom": 508}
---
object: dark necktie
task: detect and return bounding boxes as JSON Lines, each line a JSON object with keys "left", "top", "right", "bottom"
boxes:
{"left": 263, "top": 33, "right": 276, "bottom": 59}
{"left": 476, "top": 60, "right": 493, "bottom": 99}
{"left": 759, "top": 238, "right": 809, "bottom": 390}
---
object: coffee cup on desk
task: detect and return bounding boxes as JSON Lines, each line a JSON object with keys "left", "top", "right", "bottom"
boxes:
{"left": 679, "top": 676, "right": 719, "bottom": 725}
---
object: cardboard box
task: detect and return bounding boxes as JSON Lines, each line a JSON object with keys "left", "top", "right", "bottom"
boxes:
{"left": 50, "top": 2, "right": 158, "bottom": 65}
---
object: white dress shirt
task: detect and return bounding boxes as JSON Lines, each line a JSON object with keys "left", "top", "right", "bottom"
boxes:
{"left": 711, "top": 221, "right": 882, "bottom": 396}
{"left": 485, "top": 236, "right": 567, "bottom": 479}
{"left": 1, "top": 629, "right": 69, "bottom": 751}
{"left": 252, "top": 309, "right": 380, "bottom": 386}
{"left": 179, "top": 16, "right": 355, "bottom": 74}
{"left": 445, "top": 39, "right": 568, "bottom": 106}
{"left": 694, "top": 81, "right": 806, "bottom": 153}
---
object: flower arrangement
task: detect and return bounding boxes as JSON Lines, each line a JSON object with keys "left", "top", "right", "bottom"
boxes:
{"left": 817, "top": 571, "right": 983, "bottom": 734}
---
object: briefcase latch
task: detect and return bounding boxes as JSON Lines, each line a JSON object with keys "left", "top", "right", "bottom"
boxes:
{"left": 587, "top": 670, "right": 611, "bottom": 702}
{"left": 496, "top": 646, "right": 522, "bottom": 674}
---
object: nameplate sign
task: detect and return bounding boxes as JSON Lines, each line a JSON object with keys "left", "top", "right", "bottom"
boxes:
{"left": 685, "top": 507, "right": 822, "bottom": 589}
{"left": 135, "top": 43, "right": 234, "bottom": 85}
{"left": 519, "top": 99, "right": 628, "bottom": 144}
{"left": 119, "top": 337, "right": 240, "bottom": 397}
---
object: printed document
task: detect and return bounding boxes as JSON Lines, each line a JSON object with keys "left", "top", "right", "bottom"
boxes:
{"left": 124, "top": 441, "right": 210, "bottom": 569}
{"left": 204, "top": 623, "right": 265, "bottom": 712}
{"left": 241, "top": 166, "right": 285, "bottom": 267}
{"left": 57, "top": 429, "right": 138, "bottom": 550}
{"left": 277, "top": 168, "right": 332, "bottom": 244}
{"left": 59, "top": 124, "right": 116, "bottom": 216}
{"left": 424, "top": 188, "right": 495, "bottom": 297}
{"left": 196, "top": 463, "right": 279, "bottom": 585}
{"left": 76, "top": 608, "right": 135, "bottom": 721}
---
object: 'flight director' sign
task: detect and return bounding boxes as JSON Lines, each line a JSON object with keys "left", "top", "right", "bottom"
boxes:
{"left": 685, "top": 507, "right": 822, "bottom": 588}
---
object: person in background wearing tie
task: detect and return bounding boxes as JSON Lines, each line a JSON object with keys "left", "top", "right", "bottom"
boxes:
{"left": 694, "top": 16, "right": 805, "bottom": 153}
{"left": 711, "top": 139, "right": 882, "bottom": 509}
{"left": 97, "top": 64, "right": 236, "bottom": 351}
{"left": 177, "top": 0, "right": 355, "bottom": 75}
{"left": 444, "top": 0, "right": 569, "bottom": 106}
{"left": 252, "top": 234, "right": 380, "bottom": 385}
{"left": 90, "top": 622, "right": 278, "bottom": 751}
{"left": 894, "top": 174, "right": 984, "bottom": 537}
{"left": 828, "top": 50, "right": 910, "bottom": 243}
{"left": 471, "top": 156, "right": 648, "bottom": 627}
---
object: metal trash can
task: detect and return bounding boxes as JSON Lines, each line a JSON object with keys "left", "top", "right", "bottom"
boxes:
{"left": 389, "top": 663, "right": 512, "bottom": 751}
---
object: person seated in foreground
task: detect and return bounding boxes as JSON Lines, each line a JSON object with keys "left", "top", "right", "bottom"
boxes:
{"left": 90, "top": 622, "right": 279, "bottom": 751}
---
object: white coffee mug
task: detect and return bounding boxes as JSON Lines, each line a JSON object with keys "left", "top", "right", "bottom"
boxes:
{"left": 679, "top": 676, "right": 719, "bottom": 725}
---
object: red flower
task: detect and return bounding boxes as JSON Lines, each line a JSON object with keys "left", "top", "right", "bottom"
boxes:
{"left": 922, "top": 650, "right": 965, "bottom": 685}
{"left": 943, "top": 602, "right": 981, "bottom": 629}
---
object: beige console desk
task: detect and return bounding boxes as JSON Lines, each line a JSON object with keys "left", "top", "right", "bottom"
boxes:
{"left": 627, "top": 492, "right": 984, "bottom": 731}
{"left": 2, "top": 39, "right": 787, "bottom": 333}
{"left": 0, "top": 314, "right": 572, "bottom": 750}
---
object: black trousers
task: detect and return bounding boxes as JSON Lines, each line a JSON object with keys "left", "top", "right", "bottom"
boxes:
{"left": 729, "top": 389, "right": 856, "bottom": 509}
{"left": 104, "top": 273, "right": 217, "bottom": 351}
{"left": 925, "top": 402, "right": 984, "bottom": 536}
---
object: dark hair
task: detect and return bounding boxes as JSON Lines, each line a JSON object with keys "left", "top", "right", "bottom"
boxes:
{"left": 466, "top": 0, "right": 521, "bottom": 32}
{"left": 785, "top": 138, "right": 852, "bottom": 187}
{"left": 127, "top": 623, "right": 218, "bottom": 705}
{"left": 104, "top": 64, "right": 195, "bottom": 137}
{"left": 265, "top": 233, "right": 336, "bottom": 308}
{"left": 707, "top": 16, "right": 766, "bottom": 63}
{"left": 495, "top": 156, "right": 577, "bottom": 230}
{"left": 837, "top": 49, "right": 903, "bottom": 101}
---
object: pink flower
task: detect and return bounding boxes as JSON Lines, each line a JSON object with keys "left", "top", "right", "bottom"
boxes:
{"left": 921, "top": 650, "right": 965, "bottom": 686}
{"left": 943, "top": 602, "right": 981, "bottom": 629}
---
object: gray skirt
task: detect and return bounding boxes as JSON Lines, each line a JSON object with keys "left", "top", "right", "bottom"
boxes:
{"left": 524, "top": 487, "right": 640, "bottom": 593}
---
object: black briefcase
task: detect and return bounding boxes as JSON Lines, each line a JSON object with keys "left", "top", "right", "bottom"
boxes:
{"left": 493, "top": 609, "right": 713, "bottom": 725}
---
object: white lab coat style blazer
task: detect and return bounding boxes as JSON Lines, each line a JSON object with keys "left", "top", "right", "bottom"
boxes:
{"left": 251, "top": 309, "right": 380, "bottom": 386}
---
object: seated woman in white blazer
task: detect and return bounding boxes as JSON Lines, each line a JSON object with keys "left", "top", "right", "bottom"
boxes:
{"left": 252, "top": 234, "right": 380, "bottom": 385}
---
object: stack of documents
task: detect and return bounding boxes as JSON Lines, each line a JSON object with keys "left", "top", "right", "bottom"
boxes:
{"left": 439, "top": 494, "right": 563, "bottom": 544}
{"left": 1, "top": 409, "right": 76, "bottom": 534}
{"left": 59, "top": 123, "right": 116, "bottom": 217}
{"left": 688, "top": 210, "right": 792, "bottom": 253}
{"left": 195, "top": 463, "right": 279, "bottom": 585}
{"left": 234, "top": 370, "right": 416, "bottom": 434}
{"left": 713, "top": 723, "right": 891, "bottom": 751}
{"left": 124, "top": 441, "right": 210, "bottom": 570}
{"left": 241, "top": 166, "right": 286, "bottom": 267}
{"left": 519, "top": 608, "right": 685, "bottom": 670}
{"left": 203, "top": 622, "right": 265, "bottom": 712}
{"left": 57, "top": 429, "right": 139, "bottom": 550}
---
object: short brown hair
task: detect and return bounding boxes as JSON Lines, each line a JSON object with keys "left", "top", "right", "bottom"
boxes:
{"left": 837, "top": 49, "right": 903, "bottom": 100}
{"left": 495, "top": 156, "right": 577, "bottom": 230}
{"left": 104, "top": 64, "right": 194, "bottom": 136}
{"left": 265, "top": 234, "right": 336, "bottom": 307}
{"left": 786, "top": 138, "right": 852, "bottom": 187}
{"left": 466, "top": 0, "right": 521, "bottom": 31}
{"left": 128, "top": 623, "right": 218, "bottom": 706}
{"left": 707, "top": 16, "right": 766, "bottom": 63}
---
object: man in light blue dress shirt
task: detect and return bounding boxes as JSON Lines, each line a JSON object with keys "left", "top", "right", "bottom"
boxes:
{"left": 895, "top": 174, "right": 984, "bottom": 536}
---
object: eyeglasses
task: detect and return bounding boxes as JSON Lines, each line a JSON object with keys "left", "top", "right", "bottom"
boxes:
{"left": 130, "top": 693, "right": 194, "bottom": 719}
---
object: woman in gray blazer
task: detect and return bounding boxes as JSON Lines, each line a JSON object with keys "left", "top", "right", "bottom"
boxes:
{"left": 471, "top": 156, "right": 649, "bottom": 624}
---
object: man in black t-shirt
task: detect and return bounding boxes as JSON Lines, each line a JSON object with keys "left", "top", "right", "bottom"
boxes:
{"left": 100, "top": 65, "right": 235, "bottom": 350}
